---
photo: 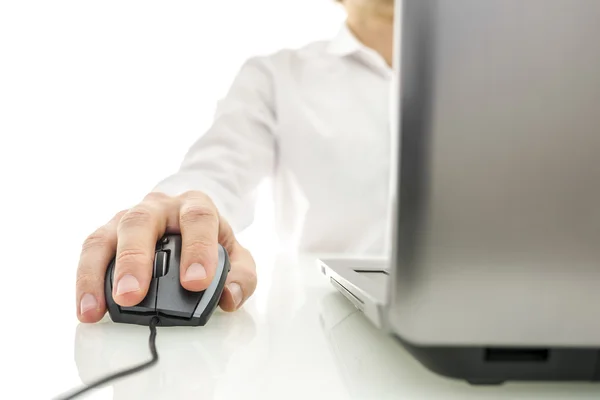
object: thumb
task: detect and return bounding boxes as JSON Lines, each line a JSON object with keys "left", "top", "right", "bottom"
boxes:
{"left": 216, "top": 216, "right": 257, "bottom": 312}
{"left": 219, "top": 245, "right": 257, "bottom": 312}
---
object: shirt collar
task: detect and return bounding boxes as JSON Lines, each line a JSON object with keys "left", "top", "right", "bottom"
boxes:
{"left": 327, "top": 22, "right": 393, "bottom": 79}
{"left": 326, "top": 22, "right": 364, "bottom": 57}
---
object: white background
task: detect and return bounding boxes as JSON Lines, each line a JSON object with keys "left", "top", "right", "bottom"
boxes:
{"left": 0, "top": 1, "right": 343, "bottom": 396}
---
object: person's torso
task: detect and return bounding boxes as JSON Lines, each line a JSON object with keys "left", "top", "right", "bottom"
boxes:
{"left": 266, "top": 28, "right": 394, "bottom": 256}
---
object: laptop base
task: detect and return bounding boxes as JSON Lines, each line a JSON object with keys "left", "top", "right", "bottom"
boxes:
{"left": 319, "top": 258, "right": 600, "bottom": 383}
{"left": 318, "top": 257, "right": 390, "bottom": 329}
{"left": 394, "top": 336, "right": 600, "bottom": 383}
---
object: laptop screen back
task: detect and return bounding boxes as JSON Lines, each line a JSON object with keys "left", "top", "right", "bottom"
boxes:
{"left": 387, "top": 0, "right": 600, "bottom": 345}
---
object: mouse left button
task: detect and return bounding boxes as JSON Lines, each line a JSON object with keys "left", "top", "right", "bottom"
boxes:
{"left": 120, "top": 279, "right": 158, "bottom": 314}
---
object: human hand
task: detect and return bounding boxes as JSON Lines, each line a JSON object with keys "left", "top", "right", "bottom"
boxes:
{"left": 75, "top": 191, "right": 257, "bottom": 322}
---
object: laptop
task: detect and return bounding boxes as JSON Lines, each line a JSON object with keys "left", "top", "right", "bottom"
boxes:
{"left": 319, "top": 0, "right": 600, "bottom": 383}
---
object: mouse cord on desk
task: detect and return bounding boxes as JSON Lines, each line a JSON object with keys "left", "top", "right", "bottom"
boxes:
{"left": 55, "top": 317, "right": 161, "bottom": 400}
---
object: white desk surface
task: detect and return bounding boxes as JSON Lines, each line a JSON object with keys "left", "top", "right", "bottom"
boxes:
{"left": 7, "top": 252, "right": 599, "bottom": 400}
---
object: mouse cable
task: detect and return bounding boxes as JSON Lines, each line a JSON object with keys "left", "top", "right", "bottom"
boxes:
{"left": 54, "top": 317, "right": 161, "bottom": 400}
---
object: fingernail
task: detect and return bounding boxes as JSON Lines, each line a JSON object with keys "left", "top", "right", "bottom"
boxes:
{"left": 116, "top": 274, "right": 140, "bottom": 295}
{"left": 228, "top": 283, "right": 243, "bottom": 308}
{"left": 80, "top": 293, "right": 97, "bottom": 314}
{"left": 184, "top": 263, "right": 207, "bottom": 282}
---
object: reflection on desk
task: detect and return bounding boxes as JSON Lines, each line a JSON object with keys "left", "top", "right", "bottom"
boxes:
{"left": 65, "top": 253, "right": 599, "bottom": 399}
{"left": 74, "top": 310, "right": 256, "bottom": 399}
{"left": 68, "top": 253, "right": 349, "bottom": 400}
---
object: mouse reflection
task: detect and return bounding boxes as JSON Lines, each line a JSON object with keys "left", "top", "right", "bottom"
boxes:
{"left": 74, "top": 309, "right": 256, "bottom": 399}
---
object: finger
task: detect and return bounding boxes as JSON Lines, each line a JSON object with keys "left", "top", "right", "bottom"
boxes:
{"left": 113, "top": 194, "right": 177, "bottom": 306}
{"left": 219, "top": 246, "right": 257, "bottom": 312}
{"left": 76, "top": 211, "right": 126, "bottom": 323}
{"left": 178, "top": 191, "right": 220, "bottom": 292}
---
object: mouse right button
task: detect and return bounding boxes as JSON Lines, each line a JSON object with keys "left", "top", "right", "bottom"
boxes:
{"left": 155, "top": 235, "right": 203, "bottom": 319}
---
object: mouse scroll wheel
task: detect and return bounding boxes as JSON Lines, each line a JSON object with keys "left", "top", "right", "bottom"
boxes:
{"left": 153, "top": 250, "right": 169, "bottom": 278}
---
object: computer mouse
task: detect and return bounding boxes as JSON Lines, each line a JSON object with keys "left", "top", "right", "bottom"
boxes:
{"left": 104, "top": 234, "right": 231, "bottom": 327}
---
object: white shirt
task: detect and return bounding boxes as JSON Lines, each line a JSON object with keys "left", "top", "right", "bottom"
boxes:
{"left": 153, "top": 23, "right": 393, "bottom": 257}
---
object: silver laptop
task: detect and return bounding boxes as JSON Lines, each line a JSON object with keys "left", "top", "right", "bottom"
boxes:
{"left": 319, "top": 0, "right": 600, "bottom": 384}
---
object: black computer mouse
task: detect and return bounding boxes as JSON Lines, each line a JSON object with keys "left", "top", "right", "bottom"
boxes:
{"left": 104, "top": 234, "right": 231, "bottom": 327}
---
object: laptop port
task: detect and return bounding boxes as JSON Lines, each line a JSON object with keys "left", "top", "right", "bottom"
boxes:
{"left": 484, "top": 348, "right": 549, "bottom": 363}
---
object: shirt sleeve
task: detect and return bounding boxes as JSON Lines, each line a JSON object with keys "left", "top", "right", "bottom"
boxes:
{"left": 151, "top": 57, "right": 276, "bottom": 233}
